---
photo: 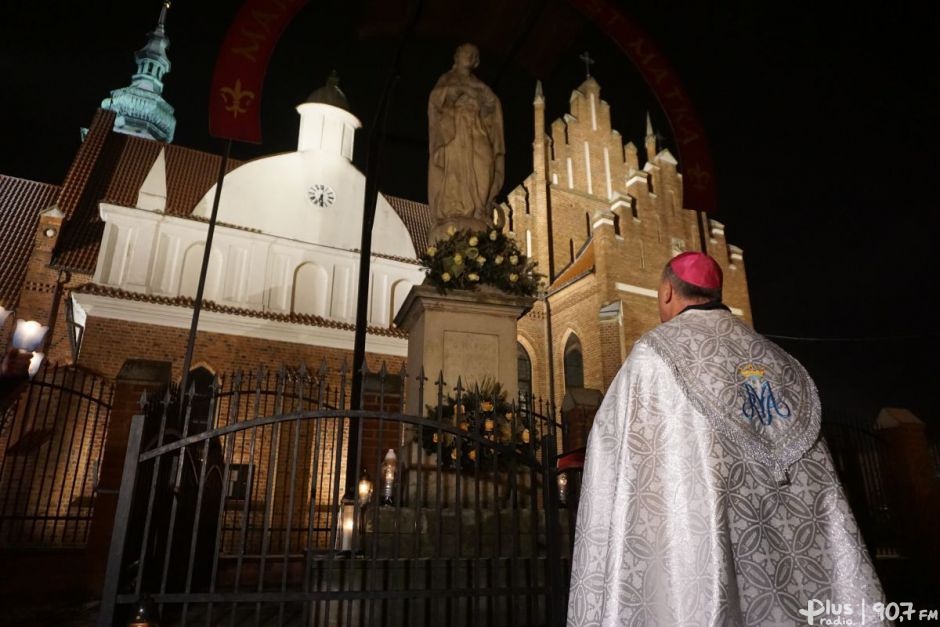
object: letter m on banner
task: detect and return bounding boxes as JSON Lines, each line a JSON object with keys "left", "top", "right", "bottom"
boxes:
{"left": 209, "top": 0, "right": 308, "bottom": 143}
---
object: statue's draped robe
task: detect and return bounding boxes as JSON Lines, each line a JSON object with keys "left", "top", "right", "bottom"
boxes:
{"left": 428, "top": 71, "right": 504, "bottom": 227}
{"left": 567, "top": 308, "right": 886, "bottom": 626}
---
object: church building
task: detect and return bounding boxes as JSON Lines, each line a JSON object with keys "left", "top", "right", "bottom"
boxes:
{"left": 1, "top": 9, "right": 428, "bottom": 386}
{"left": 0, "top": 9, "right": 750, "bottom": 429}
{"left": 507, "top": 76, "right": 751, "bottom": 431}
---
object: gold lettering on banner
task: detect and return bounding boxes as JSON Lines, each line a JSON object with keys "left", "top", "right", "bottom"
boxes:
{"left": 232, "top": 29, "right": 266, "bottom": 62}
{"left": 229, "top": 0, "right": 303, "bottom": 62}
{"left": 220, "top": 79, "right": 255, "bottom": 118}
{"left": 249, "top": 9, "right": 280, "bottom": 33}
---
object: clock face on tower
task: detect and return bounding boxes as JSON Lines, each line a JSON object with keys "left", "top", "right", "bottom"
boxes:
{"left": 307, "top": 184, "right": 336, "bottom": 208}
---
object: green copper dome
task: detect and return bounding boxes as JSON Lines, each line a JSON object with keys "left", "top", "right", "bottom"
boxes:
{"left": 102, "top": 2, "right": 176, "bottom": 142}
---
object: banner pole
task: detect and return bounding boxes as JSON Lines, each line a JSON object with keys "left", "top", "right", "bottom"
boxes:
{"left": 179, "top": 139, "right": 232, "bottom": 402}
{"left": 347, "top": 0, "right": 423, "bottom": 498}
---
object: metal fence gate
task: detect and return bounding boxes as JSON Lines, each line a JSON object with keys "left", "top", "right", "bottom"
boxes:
{"left": 0, "top": 363, "right": 113, "bottom": 548}
{"left": 98, "top": 363, "right": 571, "bottom": 627}
{"left": 822, "top": 419, "right": 897, "bottom": 558}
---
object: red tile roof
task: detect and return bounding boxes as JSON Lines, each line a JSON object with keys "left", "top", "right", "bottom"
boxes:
{"left": 0, "top": 175, "right": 61, "bottom": 307}
{"left": 385, "top": 194, "right": 432, "bottom": 255}
{"left": 55, "top": 109, "right": 114, "bottom": 220}
{"left": 72, "top": 283, "right": 407, "bottom": 339}
{"left": 49, "top": 111, "right": 433, "bottom": 277}
{"left": 53, "top": 110, "right": 243, "bottom": 273}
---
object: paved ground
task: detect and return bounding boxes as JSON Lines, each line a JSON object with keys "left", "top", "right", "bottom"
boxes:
{"left": 0, "top": 601, "right": 98, "bottom": 627}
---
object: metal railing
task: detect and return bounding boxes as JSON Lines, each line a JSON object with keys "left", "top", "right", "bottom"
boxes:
{"left": 0, "top": 363, "right": 113, "bottom": 548}
{"left": 98, "top": 362, "right": 570, "bottom": 627}
{"left": 822, "top": 419, "right": 897, "bottom": 558}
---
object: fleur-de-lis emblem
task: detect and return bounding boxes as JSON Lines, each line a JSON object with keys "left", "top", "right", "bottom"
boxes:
{"left": 686, "top": 162, "right": 712, "bottom": 191}
{"left": 220, "top": 79, "right": 255, "bottom": 118}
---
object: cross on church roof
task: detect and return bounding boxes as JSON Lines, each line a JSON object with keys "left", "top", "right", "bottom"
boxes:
{"left": 579, "top": 51, "right": 595, "bottom": 78}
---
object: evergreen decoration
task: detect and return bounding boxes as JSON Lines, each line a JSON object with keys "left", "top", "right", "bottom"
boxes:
{"left": 420, "top": 378, "right": 541, "bottom": 471}
{"left": 419, "top": 228, "right": 542, "bottom": 297}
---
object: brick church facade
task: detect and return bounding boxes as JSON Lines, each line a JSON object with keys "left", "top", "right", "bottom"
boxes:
{"left": 510, "top": 77, "right": 750, "bottom": 426}
{"left": 0, "top": 14, "right": 750, "bottom": 430}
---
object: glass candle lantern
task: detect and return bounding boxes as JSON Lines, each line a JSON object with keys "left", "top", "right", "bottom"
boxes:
{"left": 357, "top": 468, "right": 373, "bottom": 507}
{"left": 27, "top": 352, "right": 44, "bottom": 378}
{"left": 381, "top": 449, "right": 397, "bottom": 506}
{"left": 12, "top": 319, "right": 49, "bottom": 352}
{"left": 557, "top": 471, "right": 569, "bottom": 506}
{"left": 335, "top": 498, "right": 356, "bottom": 552}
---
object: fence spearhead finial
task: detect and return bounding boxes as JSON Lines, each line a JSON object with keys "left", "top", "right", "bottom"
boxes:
{"left": 137, "top": 389, "right": 149, "bottom": 410}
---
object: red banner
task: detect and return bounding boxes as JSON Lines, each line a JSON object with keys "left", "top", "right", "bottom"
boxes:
{"left": 209, "top": 0, "right": 308, "bottom": 143}
{"left": 570, "top": 0, "right": 718, "bottom": 214}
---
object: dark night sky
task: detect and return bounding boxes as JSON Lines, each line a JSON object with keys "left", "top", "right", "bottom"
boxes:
{"left": 1, "top": 1, "right": 937, "bottom": 425}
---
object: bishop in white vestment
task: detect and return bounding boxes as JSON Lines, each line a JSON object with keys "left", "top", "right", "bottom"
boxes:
{"left": 567, "top": 252, "right": 886, "bottom": 626}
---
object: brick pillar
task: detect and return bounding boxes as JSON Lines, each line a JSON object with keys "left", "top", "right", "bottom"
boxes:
{"left": 876, "top": 407, "right": 940, "bottom": 589}
{"left": 84, "top": 360, "right": 171, "bottom": 596}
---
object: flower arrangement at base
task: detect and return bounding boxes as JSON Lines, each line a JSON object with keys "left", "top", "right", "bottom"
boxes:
{"left": 420, "top": 378, "right": 541, "bottom": 471}
{"left": 419, "top": 227, "right": 542, "bottom": 297}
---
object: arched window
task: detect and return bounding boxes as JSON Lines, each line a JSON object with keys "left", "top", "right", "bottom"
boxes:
{"left": 188, "top": 366, "right": 215, "bottom": 434}
{"left": 179, "top": 244, "right": 222, "bottom": 301}
{"left": 517, "top": 342, "right": 532, "bottom": 402}
{"left": 292, "top": 262, "right": 329, "bottom": 316}
{"left": 389, "top": 279, "right": 413, "bottom": 325}
{"left": 563, "top": 334, "right": 584, "bottom": 389}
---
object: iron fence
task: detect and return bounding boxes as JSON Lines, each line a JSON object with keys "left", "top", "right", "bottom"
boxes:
{"left": 822, "top": 419, "right": 897, "bottom": 558}
{"left": 99, "top": 362, "right": 570, "bottom": 627}
{"left": 0, "top": 363, "right": 113, "bottom": 548}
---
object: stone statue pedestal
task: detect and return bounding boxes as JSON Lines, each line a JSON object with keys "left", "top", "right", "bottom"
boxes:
{"left": 394, "top": 285, "right": 534, "bottom": 416}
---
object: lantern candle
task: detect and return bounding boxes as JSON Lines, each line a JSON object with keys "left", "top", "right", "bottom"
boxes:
{"left": 357, "top": 468, "right": 373, "bottom": 506}
{"left": 381, "top": 449, "right": 398, "bottom": 505}
{"left": 336, "top": 499, "right": 356, "bottom": 552}
{"left": 557, "top": 472, "right": 569, "bottom": 506}
{"left": 13, "top": 320, "right": 49, "bottom": 352}
{"left": 28, "top": 352, "right": 44, "bottom": 378}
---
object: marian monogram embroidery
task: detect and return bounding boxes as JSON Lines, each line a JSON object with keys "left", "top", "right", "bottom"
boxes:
{"left": 738, "top": 363, "right": 791, "bottom": 425}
